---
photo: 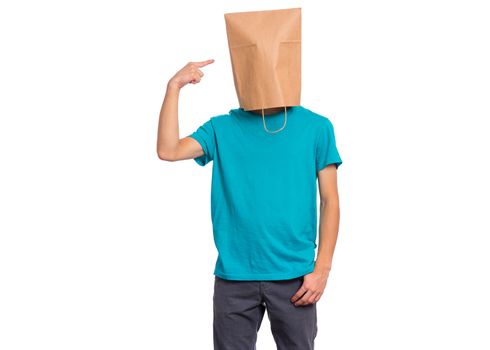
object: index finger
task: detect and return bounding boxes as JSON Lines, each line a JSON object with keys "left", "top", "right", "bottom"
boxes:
{"left": 193, "top": 59, "right": 215, "bottom": 68}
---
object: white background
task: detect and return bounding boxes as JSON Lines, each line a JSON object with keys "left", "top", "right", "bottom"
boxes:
{"left": 1, "top": 0, "right": 489, "bottom": 349}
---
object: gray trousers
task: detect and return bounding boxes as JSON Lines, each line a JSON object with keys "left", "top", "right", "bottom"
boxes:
{"left": 213, "top": 275, "right": 317, "bottom": 350}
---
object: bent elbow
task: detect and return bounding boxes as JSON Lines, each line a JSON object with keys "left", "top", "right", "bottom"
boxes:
{"left": 157, "top": 150, "right": 176, "bottom": 162}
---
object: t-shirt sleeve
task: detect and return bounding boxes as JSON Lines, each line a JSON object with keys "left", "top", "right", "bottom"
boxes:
{"left": 315, "top": 118, "right": 343, "bottom": 172}
{"left": 187, "top": 117, "right": 216, "bottom": 166}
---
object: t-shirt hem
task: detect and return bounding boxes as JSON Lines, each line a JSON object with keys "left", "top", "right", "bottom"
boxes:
{"left": 214, "top": 267, "right": 315, "bottom": 281}
{"left": 317, "top": 158, "right": 343, "bottom": 172}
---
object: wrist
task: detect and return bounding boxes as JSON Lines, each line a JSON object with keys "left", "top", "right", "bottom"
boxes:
{"left": 167, "top": 79, "right": 181, "bottom": 92}
{"left": 314, "top": 261, "right": 332, "bottom": 275}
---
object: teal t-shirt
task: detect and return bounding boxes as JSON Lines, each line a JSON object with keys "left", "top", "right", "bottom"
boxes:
{"left": 188, "top": 105, "right": 342, "bottom": 280}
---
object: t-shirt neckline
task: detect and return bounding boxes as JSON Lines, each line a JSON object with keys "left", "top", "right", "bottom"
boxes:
{"left": 236, "top": 106, "right": 297, "bottom": 118}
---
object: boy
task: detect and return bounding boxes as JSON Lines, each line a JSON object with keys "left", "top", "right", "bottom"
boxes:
{"left": 157, "top": 56, "right": 342, "bottom": 349}
{"left": 160, "top": 7, "right": 342, "bottom": 350}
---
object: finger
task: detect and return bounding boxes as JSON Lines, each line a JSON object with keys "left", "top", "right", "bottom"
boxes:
{"left": 193, "top": 59, "right": 215, "bottom": 68}
{"left": 313, "top": 293, "right": 322, "bottom": 303}
{"left": 194, "top": 71, "right": 202, "bottom": 82}
{"left": 191, "top": 74, "right": 201, "bottom": 83}
{"left": 294, "top": 290, "right": 314, "bottom": 306}
{"left": 290, "top": 285, "right": 308, "bottom": 303}
{"left": 190, "top": 68, "right": 204, "bottom": 78}
{"left": 295, "top": 290, "right": 314, "bottom": 306}
{"left": 188, "top": 71, "right": 201, "bottom": 83}
{"left": 307, "top": 291, "right": 320, "bottom": 304}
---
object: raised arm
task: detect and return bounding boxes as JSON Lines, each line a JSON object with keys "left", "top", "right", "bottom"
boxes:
{"left": 157, "top": 59, "right": 214, "bottom": 161}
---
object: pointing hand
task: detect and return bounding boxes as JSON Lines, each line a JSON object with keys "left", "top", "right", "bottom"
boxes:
{"left": 168, "top": 59, "right": 215, "bottom": 90}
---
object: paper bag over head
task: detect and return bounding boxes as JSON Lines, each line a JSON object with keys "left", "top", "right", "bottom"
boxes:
{"left": 224, "top": 8, "right": 302, "bottom": 111}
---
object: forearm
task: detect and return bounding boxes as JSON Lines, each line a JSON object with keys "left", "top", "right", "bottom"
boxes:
{"left": 314, "top": 199, "right": 340, "bottom": 275}
{"left": 157, "top": 81, "right": 181, "bottom": 158}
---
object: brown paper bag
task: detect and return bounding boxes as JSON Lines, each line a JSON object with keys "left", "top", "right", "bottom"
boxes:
{"left": 224, "top": 8, "right": 301, "bottom": 111}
